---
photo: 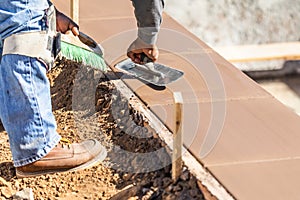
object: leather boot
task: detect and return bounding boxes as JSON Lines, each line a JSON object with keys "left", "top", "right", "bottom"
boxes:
{"left": 16, "top": 139, "right": 107, "bottom": 178}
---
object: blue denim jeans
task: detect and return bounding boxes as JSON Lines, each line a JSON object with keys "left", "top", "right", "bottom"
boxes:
{"left": 0, "top": 54, "right": 61, "bottom": 167}
{"left": 0, "top": 5, "right": 61, "bottom": 167}
{"left": 0, "top": 0, "right": 49, "bottom": 39}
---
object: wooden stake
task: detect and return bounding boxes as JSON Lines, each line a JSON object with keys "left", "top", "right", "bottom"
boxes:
{"left": 172, "top": 92, "right": 183, "bottom": 181}
{"left": 110, "top": 78, "right": 234, "bottom": 200}
{"left": 70, "top": 0, "right": 79, "bottom": 24}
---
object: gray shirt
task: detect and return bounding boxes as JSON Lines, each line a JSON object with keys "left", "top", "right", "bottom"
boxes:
{"left": 132, "top": 0, "right": 164, "bottom": 45}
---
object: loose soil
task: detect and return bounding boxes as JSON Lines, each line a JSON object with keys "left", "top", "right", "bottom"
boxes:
{"left": 0, "top": 59, "right": 206, "bottom": 199}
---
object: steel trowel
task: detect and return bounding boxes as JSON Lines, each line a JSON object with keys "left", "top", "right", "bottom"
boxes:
{"left": 65, "top": 31, "right": 183, "bottom": 86}
{"left": 115, "top": 54, "right": 184, "bottom": 86}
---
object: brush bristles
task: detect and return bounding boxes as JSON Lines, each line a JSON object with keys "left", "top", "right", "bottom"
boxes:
{"left": 60, "top": 41, "right": 107, "bottom": 71}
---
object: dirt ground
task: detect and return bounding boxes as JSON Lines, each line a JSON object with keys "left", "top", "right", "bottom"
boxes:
{"left": 0, "top": 59, "right": 206, "bottom": 199}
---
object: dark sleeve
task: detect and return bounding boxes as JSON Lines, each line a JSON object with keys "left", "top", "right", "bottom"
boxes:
{"left": 131, "top": 0, "right": 164, "bottom": 44}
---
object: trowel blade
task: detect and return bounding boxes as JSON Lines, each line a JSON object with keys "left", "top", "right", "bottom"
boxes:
{"left": 115, "top": 58, "right": 184, "bottom": 86}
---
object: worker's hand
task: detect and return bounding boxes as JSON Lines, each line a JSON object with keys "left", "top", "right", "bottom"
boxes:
{"left": 127, "top": 38, "right": 159, "bottom": 64}
{"left": 56, "top": 10, "right": 79, "bottom": 36}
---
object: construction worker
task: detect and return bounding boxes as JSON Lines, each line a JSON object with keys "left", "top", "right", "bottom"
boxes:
{"left": 0, "top": 0, "right": 163, "bottom": 178}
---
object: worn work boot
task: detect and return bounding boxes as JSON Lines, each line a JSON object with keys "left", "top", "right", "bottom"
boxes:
{"left": 16, "top": 139, "right": 107, "bottom": 178}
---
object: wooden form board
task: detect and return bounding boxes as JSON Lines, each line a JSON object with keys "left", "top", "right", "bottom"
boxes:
{"left": 215, "top": 42, "right": 300, "bottom": 62}
{"left": 109, "top": 77, "right": 234, "bottom": 200}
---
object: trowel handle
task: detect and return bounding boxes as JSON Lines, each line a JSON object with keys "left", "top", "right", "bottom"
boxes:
{"left": 78, "top": 31, "right": 97, "bottom": 48}
{"left": 140, "top": 52, "right": 153, "bottom": 64}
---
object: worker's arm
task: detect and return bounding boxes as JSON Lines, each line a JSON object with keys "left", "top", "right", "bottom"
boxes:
{"left": 132, "top": 0, "right": 164, "bottom": 45}
{"left": 48, "top": 0, "right": 79, "bottom": 36}
{"left": 127, "top": 0, "right": 164, "bottom": 64}
{"left": 56, "top": 9, "right": 79, "bottom": 36}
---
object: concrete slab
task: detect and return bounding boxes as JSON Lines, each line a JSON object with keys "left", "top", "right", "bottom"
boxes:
{"left": 79, "top": 17, "right": 137, "bottom": 44}
{"left": 53, "top": 0, "right": 134, "bottom": 19}
{"left": 200, "top": 98, "right": 300, "bottom": 166}
{"left": 259, "top": 78, "right": 300, "bottom": 116}
{"left": 150, "top": 97, "right": 300, "bottom": 165}
{"left": 115, "top": 52, "right": 271, "bottom": 106}
{"left": 79, "top": 0, "right": 134, "bottom": 20}
{"left": 51, "top": 1, "right": 300, "bottom": 199}
{"left": 209, "top": 159, "right": 300, "bottom": 200}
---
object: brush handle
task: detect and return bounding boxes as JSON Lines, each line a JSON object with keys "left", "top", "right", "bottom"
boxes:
{"left": 78, "top": 31, "right": 104, "bottom": 56}
{"left": 78, "top": 32, "right": 97, "bottom": 48}
{"left": 61, "top": 31, "right": 103, "bottom": 56}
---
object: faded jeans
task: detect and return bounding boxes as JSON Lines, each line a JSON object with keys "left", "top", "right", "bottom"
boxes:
{"left": 0, "top": 12, "right": 61, "bottom": 167}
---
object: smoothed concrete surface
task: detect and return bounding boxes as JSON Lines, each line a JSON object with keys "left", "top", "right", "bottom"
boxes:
{"left": 52, "top": 1, "right": 300, "bottom": 199}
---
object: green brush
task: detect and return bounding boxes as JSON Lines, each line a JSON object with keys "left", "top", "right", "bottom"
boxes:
{"left": 57, "top": 31, "right": 107, "bottom": 71}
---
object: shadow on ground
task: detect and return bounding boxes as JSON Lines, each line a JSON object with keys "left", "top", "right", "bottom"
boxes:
{"left": 0, "top": 121, "right": 4, "bottom": 132}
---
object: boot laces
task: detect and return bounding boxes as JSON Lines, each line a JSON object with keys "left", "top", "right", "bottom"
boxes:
{"left": 58, "top": 138, "right": 72, "bottom": 149}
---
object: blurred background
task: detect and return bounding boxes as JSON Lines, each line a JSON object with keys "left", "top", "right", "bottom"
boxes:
{"left": 165, "top": 0, "right": 300, "bottom": 115}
